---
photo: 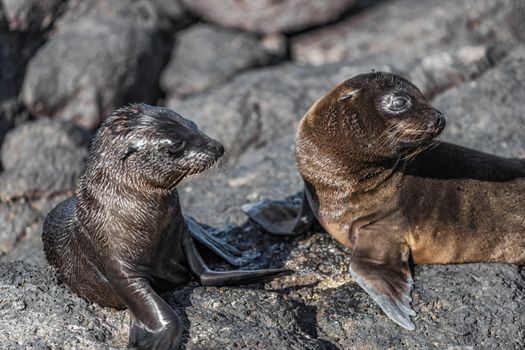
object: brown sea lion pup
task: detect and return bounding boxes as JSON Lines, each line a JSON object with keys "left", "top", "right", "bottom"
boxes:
{"left": 242, "top": 71, "right": 525, "bottom": 330}
{"left": 42, "top": 103, "right": 292, "bottom": 350}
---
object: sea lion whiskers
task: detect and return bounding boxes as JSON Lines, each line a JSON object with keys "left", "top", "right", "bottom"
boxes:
{"left": 374, "top": 124, "right": 402, "bottom": 152}
{"left": 168, "top": 169, "right": 191, "bottom": 192}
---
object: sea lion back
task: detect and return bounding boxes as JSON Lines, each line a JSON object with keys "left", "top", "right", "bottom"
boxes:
{"left": 42, "top": 196, "right": 78, "bottom": 272}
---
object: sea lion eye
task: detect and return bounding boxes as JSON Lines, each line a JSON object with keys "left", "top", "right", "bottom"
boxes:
{"left": 168, "top": 141, "right": 185, "bottom": 156}
{"left": 389, "top": 97, "right": 409, "bottom": 111}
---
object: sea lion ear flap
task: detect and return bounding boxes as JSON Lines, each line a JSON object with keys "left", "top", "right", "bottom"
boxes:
{"left": 109, "top": 116, "right": 130, "bottom": 135}
{"left": 338, "top": 89, "right": 359, "bottom": 102}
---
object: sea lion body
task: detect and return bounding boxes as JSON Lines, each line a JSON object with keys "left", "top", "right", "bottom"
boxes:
{"left": 244, "top": 72, "right": 525, "bottom": 330}
{"left": 43, "top": 104, "right": 291, "bottom": 349}
{"left": 43, "top": 192, "right": 189, "bottom": 309}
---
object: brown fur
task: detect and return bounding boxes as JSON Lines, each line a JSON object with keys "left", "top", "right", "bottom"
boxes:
{"left": 244, "top": 72, "right": 524, "bottom": 330}
{"left": 297, "top": 72, "right": 524, "bottom": 265}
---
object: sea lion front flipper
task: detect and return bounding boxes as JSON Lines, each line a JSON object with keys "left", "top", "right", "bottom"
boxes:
{"left": 241, "top": 191, "right": 315, "bottom": 236}
{"left": 185, "top": 216, "right": 248, "bottom": 266}
{"left": 106, "top": 267, "right": 183, "bottom": 349}
{"left": 349, "top": 228, "right": 416, "bottom": 330}
{"left": 182, "top": 229, "right": 294, "bottom": 286}
{"left": 129, "top": 316, "right": 181, "bottom": 350}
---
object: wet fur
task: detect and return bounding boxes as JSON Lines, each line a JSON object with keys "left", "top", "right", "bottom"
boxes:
{"left": 42, "top": 104, "right": 291, "bottom": 349}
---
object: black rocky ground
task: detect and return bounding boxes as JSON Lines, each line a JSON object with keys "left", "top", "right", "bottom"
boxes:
{"left": 0, "top": 0, "right": 524, "bottom": 349}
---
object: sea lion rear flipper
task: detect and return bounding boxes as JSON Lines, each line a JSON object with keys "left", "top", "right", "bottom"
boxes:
{"left": 182, "top": 229, "right": 294, "bottom": 286}
{"left": 349, "top": 228, "right": 416, "bottom": 330}
{"left": 241, "top": 190, "right": 315, "bottom": 236}
{"left": 186, "top": 216, "right": 248, "bottom": 266}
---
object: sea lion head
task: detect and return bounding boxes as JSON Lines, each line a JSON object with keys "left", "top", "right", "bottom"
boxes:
{"left": 302, "top": 71, "right": 446, "bottom": 161}
{"left": 90, "top": 103, "right": 224, "bottom": 190}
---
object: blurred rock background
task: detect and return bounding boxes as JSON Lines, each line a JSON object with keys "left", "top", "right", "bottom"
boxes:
{"left": 0, "top": 0, "right": 524, "bottom": 348}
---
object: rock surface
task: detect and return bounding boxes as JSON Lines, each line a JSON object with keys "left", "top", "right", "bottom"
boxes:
{"left": 171, "top": 58, "right": 414, "bottom": 157}
{"left": 291, "top": 0, "right": 523, "bottom": 65}
{"left": 180, "top": 0, "right": 357, "bottom": 34}
{"left": 161, "top": 23, "right": 283, "bottom": 98}
{"left": 0, "top": 119, "right": 90, "bottom": 202}
{"left": 437, "top": 46, "right": 525, "bottom": 158}
{"left": 1, "top": 244, "right": 524, "bottom": 349}
{"left": 21, "top": 0, "right": 169, "bottom": 129}
{"left": 0, "top": 262, "right": 128, "bottom": 349}
{"left": 1, "top": 0, "right": 65, "bottom": 32}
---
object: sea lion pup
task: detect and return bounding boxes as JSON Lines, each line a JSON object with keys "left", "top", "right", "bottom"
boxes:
{"left": 242, "top": 72, "right": 525, "bottom": 330}
{"left": 42, "top": 103, "right": 292, "bottom": 350}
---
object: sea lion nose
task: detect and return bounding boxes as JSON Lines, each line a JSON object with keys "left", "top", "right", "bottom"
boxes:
{"left": 208, "top": 141, "right": 225, "bottom": 156}
{"left": 216, "top": 143, "right": 225, "bottom": 155}
{"left": 434, "top": 110, "right": 446, "bottom": 128}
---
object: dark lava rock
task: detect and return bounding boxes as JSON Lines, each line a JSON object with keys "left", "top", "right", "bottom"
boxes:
{"left": 0, "top": 32, "right": 27, "bottom": 102}
{"left": 171, "top": 58, "right": 413, "bottom": 157}
{"left": 0, "top": 261, "right": 128, "bottom": 349}
{"left": 161, "top": 23, "right": 285, "bottom": 98}
{"left": 436, "top": 46, "right": 525, "bottom": 158}
{"left": 21, "top": 0, "right": 169, "bottom": 129}
{"left": 291, "top": 0, "right": 523, "bottom": 65}
{"left": 150, "top": 0, "right": 192, "bottom": 30}
{"left": 166, "top": 287, "right": 326, "bottom": 349}
{"left": 180, "top": 0, "right": 357, "bottom": 34}
{"left": 312, "top": 263, "right": 525, "bottom": 349}
{"left": 0, "top": 30, "right": 37, "bottom": 146}
{"left": 0, "top": 261, "right": 326, "bottom": 349}
{"left": 1, "top": 0, "right": 66, "bottom": 32}
{"left": 0, "top": 119, "right": 90, "bottom": 202}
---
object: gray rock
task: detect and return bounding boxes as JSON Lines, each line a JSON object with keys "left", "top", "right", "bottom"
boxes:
{"left": 180, "top": 0, "right": 357, "bottom": 34}
{"left": 150, "top": 0, "right": 192, "bottom": 30}
{"left": 409, "top": 45, "right": 502, "bottom": 98}
{"left": 0, "top": 195, "right": 71, "bottom": 266}
{"left": 291, "top": 0, "right": 523, "bottom": 65}
{"left": 0, "top": 119, "right": 89, "bottom": 202}
{"left": 166, "top": 287, "right": 326, "bottom": 349}
{"left": 161, "top": 23, "right": 284, "bottom": 98}
{"left": 313, "top": 263, "right": 525, "bottom": 349}
{"left": 22, "top": 2, "right": 168, "bottom": 129}
{"left": 0, "top": 120, "right": 89, "bottom": 264}
{"left": 171, "top": 58, "right": 413, "bottom": 158}
{"left": 0, "top": 261, "right": 327, "bottom": 349}
{"left": 59, "top": 0, "right": 191, "bottom": 32}
{"left": 1, "top": 118, "right": 91, "bottom": 170}
{"left": 57, "top": 0, "right": 160, "bottom": 30}
{"left": 0, "top": 201, "right": 39, "bottom": 256}
{"left": 180, "top": 135, "right": 302, "bottom": 228}
{"left": 1, "top": 0, "right": 65, "bottom": 32}
{"left": 0, "top": 262, "right": 128, "bottom": 349}
{"left": 436, "top": 46, "right": 525, "bottom": 157}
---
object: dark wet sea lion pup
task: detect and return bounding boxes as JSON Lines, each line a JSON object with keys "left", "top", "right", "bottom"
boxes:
{"left": 243, "top": 71, "right": 525, "bottom": 330}
{"left": 42, "top": 103, "right": 292, "bottom": 349}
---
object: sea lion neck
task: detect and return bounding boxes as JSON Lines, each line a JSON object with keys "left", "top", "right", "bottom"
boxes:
{"left": 76, "top": 161, "right": 175, "bottom": 223}
{"left": 295, "top": 124, "right": 404, "bottom": 195}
